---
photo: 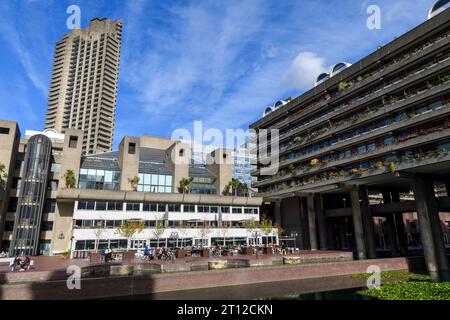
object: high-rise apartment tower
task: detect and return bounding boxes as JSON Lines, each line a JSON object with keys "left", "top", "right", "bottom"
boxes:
{"left": 44, "top": 18, "right": 122, "bottom": 155}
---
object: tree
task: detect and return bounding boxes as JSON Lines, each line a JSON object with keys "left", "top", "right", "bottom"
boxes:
{"left": 153, "top": 217, "right": 166, "bottom": 248}
{"left": 241, "top": 183, "right": 249, "bottom": 197}
{"left": 116, "top": 220, "right": 145, "bottom": 251}
{"left": 128, "top": 176, "right": 140, "bottom": 191}
{"left": 0, "top": 163, "right": 7, "bottom": 190}
{"left": 244, "top": 217, "right": 258, "bottom": 234}
{"left": 179, "top": 177, "right": 194, "bottom": 194}
{"left": 259, "top": 215, "right": 274, "bottom": 242}
{"left": 65, "top": 169, "right": 76, "bottom": 188}
{"left": 231, "top": 178, "right": 242, "bottom": 196}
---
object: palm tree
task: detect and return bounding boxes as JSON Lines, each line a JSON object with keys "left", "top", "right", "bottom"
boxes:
{"left": 241, "top": 183, "right": 249, "bottom": 197}
{"left": 230, "top": 178, "right": 242, "bottom": 196}
{"left": 179, "top": 177, "right": 194, "bottom": 194}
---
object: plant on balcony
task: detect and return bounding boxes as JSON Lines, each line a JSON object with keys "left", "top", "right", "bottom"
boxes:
{"left": 116, "top": 220, "right": 145, "bottom": 251}
{"left": 407, "top": 111, "right": 416, "bottom": 119}
{"left": 288, "top": 164, "right": 296, "bottom": 175}
{"left": 375, "top": 161, "right": 385, "bottom": 170}
{"left": 0, "top": 163, "right": 7, "bottom": 190}
{"left": 64, "top": 169, "right": 76, "bottom": 189}
{"left": 128, "top": 176, "right": 140, "bottom": 191}
{"left": 388, "top": 162, "right": 396, "bottom": 174}
{"left": 338, "top": 81, "right": 349, "bottom": 92}
{"left": 310, "top": 158, "right": 319, "bottom": 167}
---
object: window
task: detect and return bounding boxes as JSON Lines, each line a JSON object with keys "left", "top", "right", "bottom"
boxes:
{"left": 126, "top": 202, "right": 140, "bottom": 211}
{"left": 96, "top": 201, "right": 107, "bottom": 211}
{"left": 143, "top": 203, "right": 157, "bottom": 212}
{"left": 220, "top": 206, "right": 230, "bottom": 213}
{"left": 78, "top": 168, "right": 120, "bottom": 190}
{"left": 48, "top": 180, "right": 59, "bottom": 191}
{"left": 4, "top": 221, "right": 14, "bottom": 231}
{"left": 8, "top": 198, "right": 18, "bottom": 212}
{"left": 11, "top": 178, "right": 21, "bottom": 189}
{"left": 198, "top": 205, "right": 210, "bottom": 213}
{"left": 183, "top": 204, "right": 195, "bottom": 213}
{"left": 128, "top": 142, "right": 136, "bottom": 154}
{"left": 168, "top": 204, "right": 181, "bottom": 212}
{"left": 157, "top": 204, "right": 166, "bottom": 212}
{"left": 232, "top": 207, "right": 242, "bottom": 214}
{"left": 106, "top": 202, "right": 123, "bottom": 211}
{"left": 41, "top": 221, "right": 54, "bottom": 231}
{"left": 0, "top": 127, "right": 10, "bottom": 134}
{"left": 69, "top": 136, "right": 78, "bottom": 148}
{"left": 44, "top": 200, "right": 56, "bottom": 213}
{"left": 137, "top": 173, "right": 173, "bottom": 193}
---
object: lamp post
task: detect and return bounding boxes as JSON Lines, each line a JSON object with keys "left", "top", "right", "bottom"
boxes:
{"left": 252, "top": 230, "right": 261, "bottom": 259}
{"left": 290, "top": 231, "right": 299, "bottom": 250}
{"left": 170, "top": 231, "right": 179, "bottom": 248}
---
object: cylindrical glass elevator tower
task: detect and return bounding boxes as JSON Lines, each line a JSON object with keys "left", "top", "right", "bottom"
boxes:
{"left": 10, "top": 134, "right": 52, "bottom": 256}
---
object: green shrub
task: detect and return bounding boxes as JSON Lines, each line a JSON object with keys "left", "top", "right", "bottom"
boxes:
{"left": 358, "top": 281, "right": 450, "bottom": 300}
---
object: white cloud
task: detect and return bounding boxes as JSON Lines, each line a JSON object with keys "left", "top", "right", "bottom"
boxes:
{"left": 282, "top": 51, "right": 328, "bottom": 91}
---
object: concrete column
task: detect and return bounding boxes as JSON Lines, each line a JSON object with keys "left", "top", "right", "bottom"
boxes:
{"left": 314, "top": 194, "right": 327, "bottom": 250}
{"left": 274, "top": 201, "right": 282, "bottom": 228}
{"left": 306, "top": 195, "right": 318, "bottom": 250}
{"left": 382, "top": 191, "right": 401, "bottom": 256}
{"left": 359, "top": 186, "right": 377, "bottom": 259}
{"left": 390, "top": 191, "right": 408, "bottom": 255}
{"left": 386, "top": 214, "right": 400, "bottom": 257}
{"left": 394, "top": 212, "right": 408, "bottom": 256}
{"left": 297, "top": 197, "right": 306, "bottom": 249}
{"left": 350, "top": 187, "right": 367, "bottom": 260}
{"left": 412, "top": 177, "right": 450, "bottom": 281}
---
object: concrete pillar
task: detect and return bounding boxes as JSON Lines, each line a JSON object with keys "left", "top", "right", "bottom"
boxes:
{"left": 274, "top": 201, "right": 282, "bottom": 228}
{"left": 386, "top": 214, "right": 400, "bottom": 257}
{"left": 314, "top": 194, "right": 327, "bottom": 250}
{"left": 359, "top": 186, "right": 377, "bottom": 259}
{"left": 298, "top": 197, "right": 306, "bottom": 249}
{"left": 412, "top": 177, "right": 450, "bottom": 281}
{"left": 382, "top": 191, "right": 402, "bottom": 256}
{"left": 350, "top": 187, "right": 367, "bottom": 260}
{"left": 306, "top": 195, "right": 318, "bottom": 250}
{"left": 394, "top": 212, "right": 408, "bottom": 256}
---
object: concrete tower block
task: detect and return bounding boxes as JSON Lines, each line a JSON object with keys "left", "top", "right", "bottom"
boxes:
{"left": 165, "top": 142, "right": 191, "bottom": 193}
{"left": 206, "top": 148, "right": 232, "bottom": 195}
{"left": 118, "top": 136, "right": 140, "bottom": 191}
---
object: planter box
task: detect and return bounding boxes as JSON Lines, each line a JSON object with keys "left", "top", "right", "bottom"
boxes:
{"left": 263, "top": 247, "right": 273, "bottom": 255}
{"left": 201, "top": 249, "right": 210, "bottom": 258}
{"left": 122, "top": 251, "right": 136, "bottom": 262}
{"left": 89, "top": 252, "right": 103, "bottom": 263}
{"left": 222, "top": 251, "right": 230, "bottom": 257}
{"left": 176, "top": 249, "right": 187, "bottom": 258}
{"left": 243, "top": 247, "right": 254, "bottom": 255}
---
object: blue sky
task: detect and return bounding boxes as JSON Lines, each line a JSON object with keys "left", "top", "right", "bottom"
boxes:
{"left": 0, "top": 0, "right": 435, "bottom": 148}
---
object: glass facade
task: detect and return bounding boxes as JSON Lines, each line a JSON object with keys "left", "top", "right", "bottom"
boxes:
{"left": 137, "top": 173, "right": 172, "bottom": 193}
{"left": 190, "top": 177, "right": 216, "bottom": 195}
{"left": 10, "top": 134, "right": 52, "bottom": 256}
{"left": 78, "top": 168, "right": 120, "bottom": 190}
